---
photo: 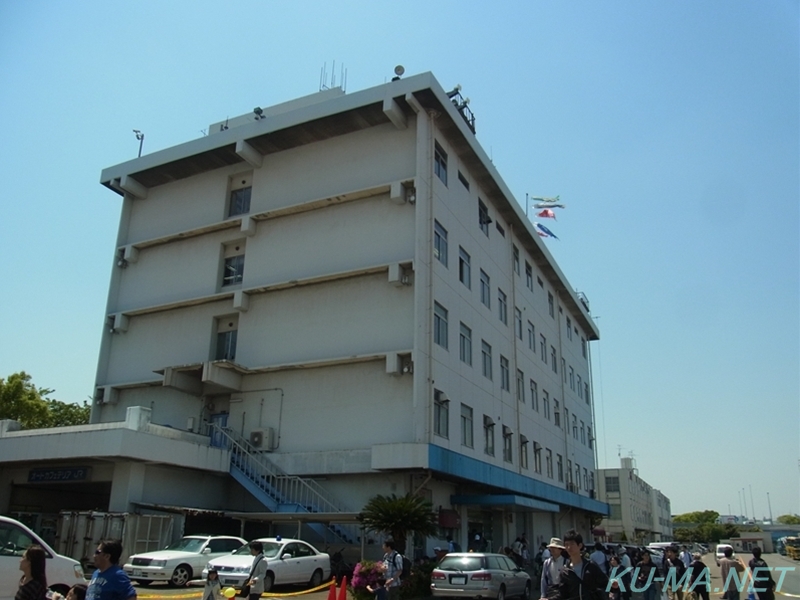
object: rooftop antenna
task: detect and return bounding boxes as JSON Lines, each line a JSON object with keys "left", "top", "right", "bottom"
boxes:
{"left": 132, "top": 129, "right": 144, "bottom": 157}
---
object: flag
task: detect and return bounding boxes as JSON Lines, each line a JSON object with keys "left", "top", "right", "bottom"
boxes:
{"left": 531, "top": 195, "right": 560, "bottom": 204}
{"left": 534, "top": 203, "right": 565, "bottom": 209}
{"left": 535, "top": 223, "right": 559, "bottom": 239}
{"left": 537, "top": 209, "right": 556, "bottom": 220}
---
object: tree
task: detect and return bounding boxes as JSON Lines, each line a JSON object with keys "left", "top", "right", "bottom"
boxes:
{"left": 777, "top": 514, "right": 800, "bottom": 525}
{"left": 673, "top": 510, "right": 720, "bottom": 524}
{"left": 0, "top": 372, "right": 90, "bottom": 428}
{"left": 359, "top": 493, "right": 438, "bottom": 554}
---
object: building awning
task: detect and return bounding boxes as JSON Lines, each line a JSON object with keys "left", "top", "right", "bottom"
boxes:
{"left": 224, "top": 511, "right": 364, "bottom": 524}
{"left": 133, "top": 502, "right": 226, "bottom": 517}
{"left": 451, "top": 494, "right": 559, "bottom": 513}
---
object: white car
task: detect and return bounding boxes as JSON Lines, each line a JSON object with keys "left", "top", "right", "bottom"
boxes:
{"left": 0, "top": 515, "right": 86, "bottom": 600}
{"left": 123, "top": 535, "right": 246, "bottom": 587}
{"left": 204, "top": 537, "right": 330, "bottom": 591}
{"left": 715, "top": 544, "right": 734, "bottom": 566}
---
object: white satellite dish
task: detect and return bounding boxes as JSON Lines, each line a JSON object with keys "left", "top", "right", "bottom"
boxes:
{"left": 394, "top": 65, "right": 405, "bottom": 77}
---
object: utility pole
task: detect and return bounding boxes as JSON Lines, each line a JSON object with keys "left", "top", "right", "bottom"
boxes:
{"left": 749, "top": 485, "right": 756, "bottom": 521}
{"left": 767, "top": 492, "right": 774, "bottom": 522}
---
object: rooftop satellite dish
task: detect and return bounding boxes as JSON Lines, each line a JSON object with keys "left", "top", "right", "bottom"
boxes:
{"left": 394, "top": 65, "right": 405, "bottom": 77}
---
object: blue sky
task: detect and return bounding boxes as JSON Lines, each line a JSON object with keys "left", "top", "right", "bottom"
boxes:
{"left": 0, "top": 0, "right": 797, "bottom": 518}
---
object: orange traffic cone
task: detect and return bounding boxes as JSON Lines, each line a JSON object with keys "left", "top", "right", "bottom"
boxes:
{"left": 337, "top": 576, "right": 348, "bottom": 600}
{"left": 327, "top": 580, "right": 337, "bottom": 600}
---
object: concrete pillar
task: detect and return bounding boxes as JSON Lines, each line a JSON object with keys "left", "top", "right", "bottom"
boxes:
{"left": 108, "top": 462, "right": 146, "bottom": 511}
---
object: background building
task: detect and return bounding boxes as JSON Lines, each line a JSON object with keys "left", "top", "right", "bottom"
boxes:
{"left": 597, "top": 457, "right": 672, "bottom": 543}
{"left": 0, "top": 72, "right": 607, "bottom": 555}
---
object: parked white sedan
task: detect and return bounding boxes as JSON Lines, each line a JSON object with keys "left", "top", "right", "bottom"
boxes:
{"left": 204, "top": 538, "right": 330, "bottom": 591}
{"left": 124, "top": 535, "right": 246, "bottom": 587}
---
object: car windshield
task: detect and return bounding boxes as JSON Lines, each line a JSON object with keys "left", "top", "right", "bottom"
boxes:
{"left": 438, "top": 556, "right": 484, "bottom": 571}
{"left": 165, "top": 538, "right": 206, "bottom": 552}
{"left": 231, "top": 542, "right": 283, "bottom": 558}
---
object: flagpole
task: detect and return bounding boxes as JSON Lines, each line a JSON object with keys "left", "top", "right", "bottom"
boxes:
{"left": 525, "top": 193, "right": 529, "bottom": 218}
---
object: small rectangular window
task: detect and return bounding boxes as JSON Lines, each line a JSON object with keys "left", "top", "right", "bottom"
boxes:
{"left": 582, "top": 336, "right": 588, "bottom": 359}
{"left": 480, "top": 270, "right": 491, "bottom": 308}
{"left": 498, "top": 289, "right": 508, "bottom": 325}
{"left": 461, "top": 404, "right": 474, "bottom": 448}
{"left": 566, "top": 317, "right": 573, "bottom": 340}
{"left": 577, "top": 375, "right": 583, "bottom": 399}
{"left": 434, "top": 142, "right": 448, "bottom": 185}
{"left": 534, "top": 443, "right": 542, "bottom": 473}
{"left": 540, "top": 334, "right": 547, "bottom": 363}
{"left": 459, "top": 323, "right": 472, "bottom": 366}
{"left": 543, "top": 391, "right": 550, "bottom": 420}
{"left": 551, "top": 347, "right": 558, "bottom": 373}
{"left": 585, "top": 383, "right": 591, "bottom": 405}
{"left": 548, "top": 292, "right": 555, "bottom": 318}
{"left": 525, "top": 262, "right": 533, "bottom": 291}
{"left": 503, "top": 427, "right": 513, "bottom": 462}
{"left": 478, "top": 200, "right": 490, "bottom": 236}
{"left": 606, "top": 476, "right": 620, "bottom": 493}
{"left": 458, "top": 170, "right": 469, "bottom": 190}
{"left": 557, "top": 454, "right": 564, "bottom": 482}
{"left": 495, "top": 221, "right": 505, "bottom": 236}
{"left": 546, "top": 449, "right": 553, "bottom": 478}
{"left": 434, "top": 220, "right": 448, "bottom": 267}
{"left": 520, "top": 438, "right": 529, "bottom": 469}
{"left": 513, "top": 245, "right": 520, "bottom": 275}
{"left": 569, "top": 366, "right": 575, "bottom": 390}
{"left": 516, "top": 369, "right": 524, "bottom": 403}
{"left": 222, "top": 254, "right": 245, "bottom": 286}
{"left": 588, "top": 426, "right": 593, "bottom": 449}
{"left": 483, "top": 417, "right": 495, "bottom": 456}
{"left": 434, "top": 390, "right": 449, "bottom": 438}
{"left": 537, "top": 277, "right": 544, "bottom": 288}
{"left": 459, "top": 247, "right": 471, "bottom": 288}
{"left": 228, "top": 173, "right": 253, "bottom": 217}
{"left": 514, "top": 307, "right": 522, "bottom": 339}
{"left": 481, "top": 341, "right": 492, "bottom": 380}
{"left": 434, "top": 302, "right": 448, "bottom": 349}
{"left": 527, "top": 321, "right": 535, "bottom": 351}
{"left": 215, "top": 316, "right": 239, "bottom": 361}
{"left": 554, "top": 399, "right": 560, "bottom": 427}
{"left": 530, "top": 379, "right": 539, "bottom": 411}
{"left": 500, "top": 356, "right": 510, "bottom": 391}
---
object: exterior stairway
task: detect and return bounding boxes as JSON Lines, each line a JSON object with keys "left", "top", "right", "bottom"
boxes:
{"left": 210, "top": 424, "right": 358, "bottom": 544}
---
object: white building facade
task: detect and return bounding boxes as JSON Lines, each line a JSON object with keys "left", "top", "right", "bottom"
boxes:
{"left": 597, "top": 458, "right": 673, "bottom": 543}
{"left": 0, "top": 72, "right": 606, "bottom": 553}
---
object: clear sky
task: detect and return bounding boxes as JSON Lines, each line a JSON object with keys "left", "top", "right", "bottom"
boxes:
{"left": 0, "top": 0, "right": 797, "bottom": 519}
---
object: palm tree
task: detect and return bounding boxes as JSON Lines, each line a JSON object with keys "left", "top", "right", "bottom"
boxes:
{"left": 360, "top": 493, "right": 438, "bottom": 554}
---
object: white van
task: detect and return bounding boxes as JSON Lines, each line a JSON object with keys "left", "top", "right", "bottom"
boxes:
{"left": 0, "top": 515, "right": 86, "bottom": 600}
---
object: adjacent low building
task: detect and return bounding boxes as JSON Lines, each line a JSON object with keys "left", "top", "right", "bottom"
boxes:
{"left": 596, "top": 457, "right": 673, "bottom": 543}
{"left": 0, "top": 71, "right": 607, "bottom": 555}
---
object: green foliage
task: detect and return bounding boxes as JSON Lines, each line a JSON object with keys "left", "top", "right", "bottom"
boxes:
{"left": 674, "top": 522, "right": 739, "bottom": 543}
{"left": 360, "top": 494, "right": 438, "bottom": 554}
{"left": 777, "top": 514, "right": 800, "bottom": 525}
{"left": 0, "top": 372, "right": 90, "bottom": 429}
{"left": 399, "top": 560, "right": 434, "bottom": 600}
{"left": 673, "top": 510, "right": 719, "bottom": 524}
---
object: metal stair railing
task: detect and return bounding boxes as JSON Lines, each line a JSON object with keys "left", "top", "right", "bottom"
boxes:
{"left": 210, "top": 424, "right": 359, "bottom": 542}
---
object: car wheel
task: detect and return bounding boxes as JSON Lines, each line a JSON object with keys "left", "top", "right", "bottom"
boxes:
{"left": 169, "top": 565, "right": 193, "bottom": 587}
{"left": 135, "top": 581, "right": 152, "bottom": 587}
{"left": 497, "top": 585, "right": 506, "bottom": 600}
{"left": 521, "top": 582, "right": 531, "bottom": 600}
{"left": 310, "top": 569, "right": 324, "bottom": 588}
{"left": 264, "top": 572, "right": 274, "bottom": 592}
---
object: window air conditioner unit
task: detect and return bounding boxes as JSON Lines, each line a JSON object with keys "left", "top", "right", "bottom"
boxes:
{"left": 250, "top": 427, "right": 275, "bottom": 451}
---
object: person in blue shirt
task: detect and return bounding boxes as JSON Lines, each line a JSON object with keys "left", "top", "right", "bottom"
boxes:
{"left": 85, "top": 540, "right": 136, "bottom": 600}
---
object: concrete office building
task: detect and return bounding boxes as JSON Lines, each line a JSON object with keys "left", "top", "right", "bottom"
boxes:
{"left": 597, "top": 457, "right": 673, "bottom": 543}
{"left": 0, "top": 72, "right": 606, "bottom": 553}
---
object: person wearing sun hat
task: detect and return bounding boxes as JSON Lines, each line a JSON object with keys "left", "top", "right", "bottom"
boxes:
{"left": 540, "top": 537, "right": 566, "bottom": 600}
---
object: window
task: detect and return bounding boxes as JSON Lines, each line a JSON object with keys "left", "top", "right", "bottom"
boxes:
{"left": 434, "top": 142, "right": 448, "bottom": 185}
{"left": 0, "top": 519, "right": 35, "bottom": 557}
{"left": 520, "top": 437, "right": 529, "bottom": 469}
{"left": 538, "top": 276, "right": 544, "bottom": 288}
{"left": 561, "top": 357, "right": 566, "bottom": 381}
{"left": 572, "top": 414, "right": 578, "bottom": 439}
{"left": 516, "top": 369, "right": 524, "bottom": 403}
{"left": 434, "top": 220, "right": 448, "bottom": 266}
{"left": 551, "top": 346, "right": 558, "bottom": 373}
{"left": 546, "top": 449, "right": 553, "bottom": 478}
{"left": 557, "top": 454, "right": 564, "bottom": 482}
{"left": 566, "top": 317, "right": 573, "bottom": 340}
{"left": 498, "top": 289, "right": 508, "bottom": 325}
{"left": 585, "top": 383, "right": 591, "bottom": 405}
{"left": 500, "top": 356, "right": 510, "bottom": 391}
{"left": 496, "top": 221, "right": 505, "bottom": 236}
{"left": 480, "top": 270, "right": 491, "bottom": 307}
{"left": 459, "top": 323, "right": 472, "bottom": 365}
{"left": 543, "top": 391, "right": 550, "bottom": 420}
{"left": 215, "top": 317, "right": 238, "bottom": 361}
{"left": 588, "top": 426, "right": 593, "bottom": 449}
{"left": 565, "top": 408, "right": 569, "bottom": 432}
{"left": 567, "top": 459, "right": 572, "bottom": 483}
{"left": 459, "top": 247, "right": 471, "bottom": 288}
{"left": 575, "top": 463, "right": 581, "bottom": 489}
{"left": 548, "top": 292, "right": 555, "bottom": 318}
{"left": 228, "top": 173, "right": 252, "bottom": 217}
{"left": 434, "top": 302, "right": 448, "bottom": 349}
{"left": 512, "top": 245, "right": 520, "bottom": 275}
{"left": 434, "top": 390, "right": 449, "bottom": 438}
{"left": 580, "top": 421, "right": 586, "bottom": 445}
{"left": 481, "top": 341, "right": 492, "bottom": 380}
{"left": 525, "top": 262, "right": 533, "bottom": 291}
{"left": 590, "top": 472, "right": 595, "bottom": 492}
{"left": 582, "top": 336, "right": 587, "bottom": 358}
{"left": 530, "top": 380, "right": 539, "bottom": 411}
{"left": 478, "top": 200, "right": 490, "bottom": 236}
{"left": 458, "top": 170, "right": 469, "bottom": 190}
{"left": 527, "top": 321, "right": 535, "bottom": 351}
{"left": 584, "top": 467, "right": 589, "bottom": 491}
{"left": 540, "top": 334, "right": 547, "bottom": 363}
{"left": 553, "top": 400, "right": 560, "bottom": 427}
{"left": 534, "top": 442, "right": 542, "bottom": 473}
{"left": 515, "top": 307, "right": 522, "bottom": 339}
{"left": 577, "top": 376, "right": 583, "bottom": 399}
{"left": 569, "top": 366, "right": 575, "bottom": 391}
{"left": 222, "top": 242, "right": 246, "bottom": 287}
{"left": 461, "top": 404, "right": 474, "bottom": 447}
{"left": 503, "top": 427, "right": 513, "bottom": 462}
{"left": 483, "top": 416, "right": 495, "bottom": 455}
{"left": 606, "top": 476, "right": 620, "bottom": 493}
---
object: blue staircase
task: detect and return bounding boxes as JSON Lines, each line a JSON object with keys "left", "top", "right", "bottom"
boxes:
{"left": 210, "top": 425, "right": 358, "bottom": 544}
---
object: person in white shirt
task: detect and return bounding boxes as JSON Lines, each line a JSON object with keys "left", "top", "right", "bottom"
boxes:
{"left": 539, "top": 538, "right": 566, "bottom": 600}
{"left": 590, "top": 542, "right": 608, "bottom": 574}
{"left": 679, "top": 546, "right": 692, "bottom": 569}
